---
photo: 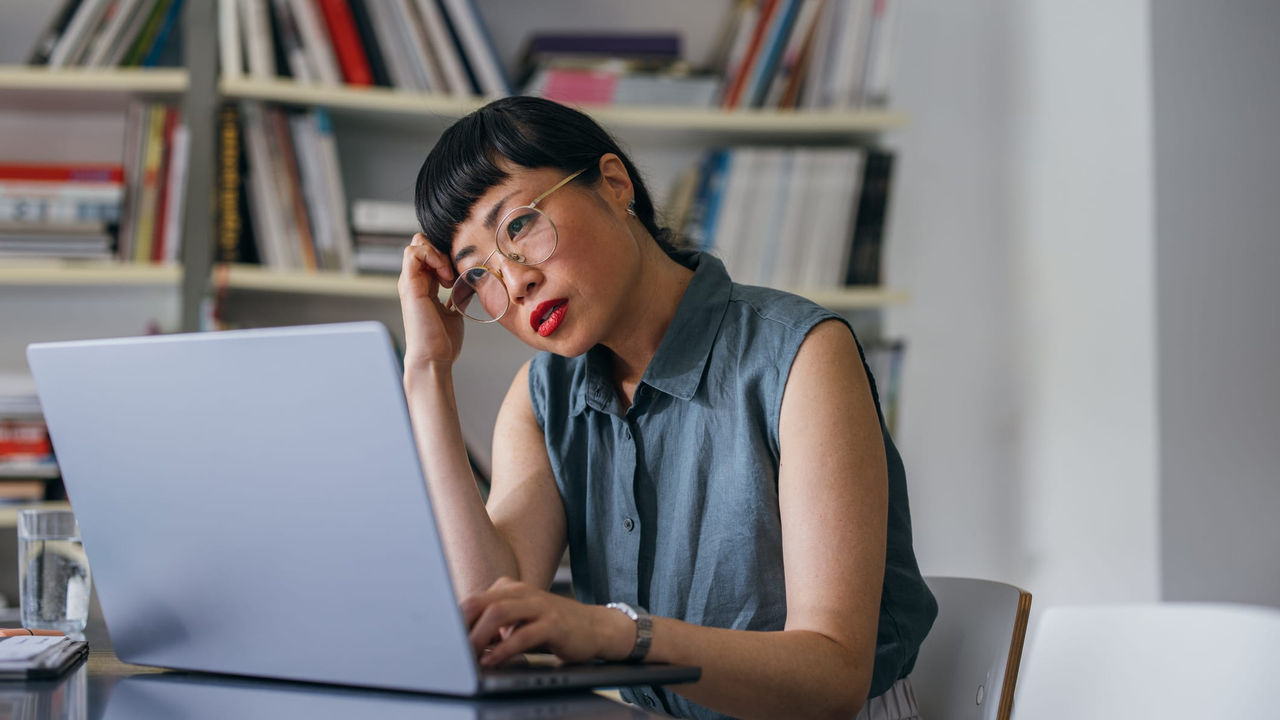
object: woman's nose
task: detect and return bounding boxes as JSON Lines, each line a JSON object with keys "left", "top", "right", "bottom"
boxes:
{"left": 495, "top": 254, "right": 541, "bottom": 303}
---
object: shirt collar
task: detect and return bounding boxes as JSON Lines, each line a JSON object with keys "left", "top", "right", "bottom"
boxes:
{"left": 571, "top": 251, "right": 731, "bottom": 416}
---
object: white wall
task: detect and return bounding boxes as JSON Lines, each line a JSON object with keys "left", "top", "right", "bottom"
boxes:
{"left": 1152, "top": 0, "right": 1280, "bottom": 606}
{"left": 885, "top": 0, "right": 1022, "bottom": 586}
{"left": 888, "top": 0, "right": 1161, "bottom": 606}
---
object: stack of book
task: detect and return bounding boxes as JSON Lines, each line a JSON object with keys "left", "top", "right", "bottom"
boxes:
{"left": 223, "top": 0, "right": 511, "bottom": 96}
{"left": 519, "top": 33, "right": 721, "bottom": 109}
{"left": 668, "top": 145, "right": 894, "bottom": 291}
{"left": 350, "top": 199, "right": 417, "bottom": 274}
{"left": 0, "top": 164, "right": 120, "bottom": 261}
{"left": 118, "top": 102, "right": 190, "bottom": 264}
{"left": 712, "top": 0, "right": 898, "bottom": 110}
{"left": 0, "top": 375, "right": 54, "bottom": 503}
{"left": 27, "top": 0, "right": 186, "bottom": 69}
{"left": 218, "top": 102, "right": 354, "bottom": 272}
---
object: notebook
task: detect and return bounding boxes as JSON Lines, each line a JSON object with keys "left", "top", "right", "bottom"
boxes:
{"left": 0, "top": 634, "right": 87, "bottom": 680}
{"left": 27, "top": 322, "right": 698, "bottom": 696}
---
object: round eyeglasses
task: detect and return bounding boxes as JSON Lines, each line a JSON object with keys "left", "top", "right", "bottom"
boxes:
{"left": 446, "top": 168, "right": 587, "bottom": 323}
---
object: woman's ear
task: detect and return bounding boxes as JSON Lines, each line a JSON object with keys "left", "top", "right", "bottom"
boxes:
{"left": 597, "top": 153, "right": 634, "bottom": 209}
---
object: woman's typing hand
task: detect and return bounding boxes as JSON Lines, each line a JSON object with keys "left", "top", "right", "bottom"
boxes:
{"left": 460, "top": 577, "right": 634, "bottom": 667}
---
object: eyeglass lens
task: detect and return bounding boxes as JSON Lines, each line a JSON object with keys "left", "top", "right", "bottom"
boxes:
{"left": 496, "top": 207, "right": 556, "bottom": 265}
{"left": 451, "top": 207, "right": 558, "bottom": 322}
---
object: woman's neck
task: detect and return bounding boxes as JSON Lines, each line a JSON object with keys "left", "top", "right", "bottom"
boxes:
{"left": 601, "top": 247, "right": 694, "bottom": 405}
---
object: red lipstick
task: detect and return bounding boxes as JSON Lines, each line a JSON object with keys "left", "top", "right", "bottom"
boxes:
{"left": 531, "top": 298, "right": 568, "bottom": 337}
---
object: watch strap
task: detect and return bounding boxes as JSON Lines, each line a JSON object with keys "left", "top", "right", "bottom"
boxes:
{"left": 605, "top": 601, "right": 652, "bottom": 662}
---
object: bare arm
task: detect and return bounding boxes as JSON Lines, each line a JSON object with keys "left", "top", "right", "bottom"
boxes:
{"left": 465, "top": 320, "right": 888, "bottom": 719}
{"left": 400, "top": 236, "right": 565, "bottom": 598}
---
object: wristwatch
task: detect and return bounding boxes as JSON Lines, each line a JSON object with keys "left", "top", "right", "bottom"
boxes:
{"left": 605, "top": 601, "right": 653, "bottom": 662}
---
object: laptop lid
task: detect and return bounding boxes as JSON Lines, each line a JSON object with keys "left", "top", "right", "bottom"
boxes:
{"left": 28, "top": 322, "right": 480, "bottom": 694}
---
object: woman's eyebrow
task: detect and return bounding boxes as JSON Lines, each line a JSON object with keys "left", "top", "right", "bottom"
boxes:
{"left": 453, "top": 244, "right": 478, "bottom": 266}
{"left": 483, "top": 189, "right": 521, "bottom": 231}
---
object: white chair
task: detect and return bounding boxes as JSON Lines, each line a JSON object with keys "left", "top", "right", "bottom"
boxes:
{"left": 911, "top": 576, "right": 1032, "bottom": 720}
{"left": 1013, "top": 603, "right": 1280, "bottom": 719}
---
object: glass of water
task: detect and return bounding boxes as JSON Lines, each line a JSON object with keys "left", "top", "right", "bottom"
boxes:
{"left": 17, "top": 509, "right": 91, "bottom": 634}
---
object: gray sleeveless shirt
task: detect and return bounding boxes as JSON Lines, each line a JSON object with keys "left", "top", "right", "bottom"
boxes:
{"left": 528, "top": 252, "right": 936, "bottom": 719}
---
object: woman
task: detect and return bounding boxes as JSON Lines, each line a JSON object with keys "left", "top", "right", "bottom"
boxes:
{"left": 399, "top": 96, "right": 936, "bottom": 720}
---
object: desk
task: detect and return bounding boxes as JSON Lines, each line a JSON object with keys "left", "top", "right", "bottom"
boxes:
{"left": 1, "top": 616, "right": 661, "bottom": 718}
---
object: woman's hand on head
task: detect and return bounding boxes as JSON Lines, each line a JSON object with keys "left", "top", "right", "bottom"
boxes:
{"left": 460, "top": 577, "right": 634, "bottom": 667}
{"left": 399, "top": 233, "right": 466, "bottom": 374}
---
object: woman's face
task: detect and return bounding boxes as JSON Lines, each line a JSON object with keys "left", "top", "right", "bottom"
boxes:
{"left": 447, "top": 161, "right": 640, "bottom": 356}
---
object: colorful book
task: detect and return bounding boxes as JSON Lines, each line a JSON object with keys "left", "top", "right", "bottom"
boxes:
{"left": 345, "top": 0, "right": 392, "bottom": 87}
{"left": 439, "top": 0, "right": 511, "bottom": 96}
{"left": 318, "top": 0, "right": 375, "bottom": 85}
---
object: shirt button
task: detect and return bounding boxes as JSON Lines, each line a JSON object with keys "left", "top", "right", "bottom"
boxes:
{"left": 623, "top": 427, "right": 632, "bottom": 440}
{"left": 641, "top": 694, "right": 656, "bottom": 708}
{"left": 623, "top": 517, "right": 635, "bottom": 532}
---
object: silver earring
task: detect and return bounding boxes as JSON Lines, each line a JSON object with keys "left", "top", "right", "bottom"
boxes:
{"left": 626, "top": 199, "right": 637, "bottom": 217}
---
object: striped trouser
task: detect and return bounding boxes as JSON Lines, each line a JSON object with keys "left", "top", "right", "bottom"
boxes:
{"left": 854, "top": 677, "right": 920, "bottom": 720}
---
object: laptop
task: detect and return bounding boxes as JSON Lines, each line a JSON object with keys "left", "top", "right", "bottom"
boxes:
{"left": 26, "top": 322, "right": 699, "bottom": 696}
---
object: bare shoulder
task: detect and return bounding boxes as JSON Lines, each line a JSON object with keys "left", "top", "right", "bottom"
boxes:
{"left": 787, "top": 319, "right": 867, "bottom": 397}
{"left": 780, "top": 318, "right": 881, "bottom": 453}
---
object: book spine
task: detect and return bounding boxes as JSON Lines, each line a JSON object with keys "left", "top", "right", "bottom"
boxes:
{"left": 414, "top": 0, "right": 471, "bottom": 95}
{"left": 240, "top": 102, "right": 288, "bottom": 267}
{"left": 239, "top": 0, "right": 276, "bottom": 78}
{"left": 272, "top": 0, "right": 316, "bottom": 82}
{"left": 84, "top": 0, "right": 146, "bottom": 67}
{"left": 0, "top": 165, "right": 125, "bottom": 184}
{"left": 28, "top": 0, "right": 85, "bottom": 65}
{"left": 121, "top": 0, "right": 172, "bottom": 67}
{"left": 288, "top": 0, "right": 344, "bottom": 84}
{"left": 217, "top": 106, "right": 243, "bottom": 263}
{"left": 844, "top": 148, "right": 893, "bottom": 285}
{"left": 47, "top": 0, "right": 113, "bottom": 68}
{"left": 313, "top": 110, "right": 356, "bottom": 273}
{"left": 268, "top": 109, "right": 318, "bottom": 269}
{"left": 365, "top": 0, "right": 419, "bottom": 90}
{"left": 132, "top": 105, "right": 171, "bottom": 262}
{"left": 438, "top": 0, "right": 510, "bottom": 96}
{"left": 345, "top": 0, "right": 392, "bottom": 87}
{"left": 116, "top": 102, "right": 146, "bottom": 259}
{"left": 318, "top": 0, "right": 375, "bottom": 85}
{"left": 161, "top": 121, "right": 190, "bottom": 264}
{"left": 141, "top": 0, "right": 184, "bottom": 67}
{"left": 104, "top": 0, "right": 158, "bottom": 66}
{"left": 218, "top": 0, "right": 244, "bottom": 78}
{"left": 150, "top": 107, "right": 180, "bottom": 263}
{"left": 722, "top": 0, "right": 779, "bottom": 109}
{"left": 745, "top": 0, "right": 803, "bottom": 108}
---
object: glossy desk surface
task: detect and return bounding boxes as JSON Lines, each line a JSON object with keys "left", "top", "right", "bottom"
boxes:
{"left": 1, "top": 617, "right": 659, "bottom": 719}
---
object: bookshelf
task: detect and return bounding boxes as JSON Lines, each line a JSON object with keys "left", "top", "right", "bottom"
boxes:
{"left": 0, "top": 260, "right": 181, "bottom": 288}
{"left": 221, "top": 75, "right": 907, "bottom": 143}
{"left": 6, "top": 1, "right": 910, "bottom": 323}
{"left": 0, "top": 67, "right": 187, "bottom": 93}
{"left": 221, "top": 263, "right": 908, "bottom": 310}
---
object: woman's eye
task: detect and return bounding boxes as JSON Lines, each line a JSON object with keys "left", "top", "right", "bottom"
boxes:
{"left": 506, "top": 214, "right": 529, "bottom": 240}
{"left": 462, "top": 267, "right": 488, "bottom": 283}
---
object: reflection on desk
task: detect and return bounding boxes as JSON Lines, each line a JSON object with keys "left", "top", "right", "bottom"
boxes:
{"left": 3, "top": 662, "right": 658, "bottom": 719}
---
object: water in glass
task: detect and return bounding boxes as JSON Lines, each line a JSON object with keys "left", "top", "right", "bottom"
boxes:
{"left": 20, "top": 535, "right": 91, "bottom": 634}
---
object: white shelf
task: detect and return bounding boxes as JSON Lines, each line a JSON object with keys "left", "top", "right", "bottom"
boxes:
{"left": 0, "top": 261, "right": 181, "bottom": 287}
{"left": 0, "top": 463, "right": 58, "bottom": 480}
{"left": 0, "top": 67, "right": 188, "bottom": 111}
{"left": 224, "top": 264, "right": 399, "bottom": 297}
{"left": 222, "top": 264, "right": 906, "bottom": 309}
{"left": 219, "top": 77, "right": 907, "bottom": 142}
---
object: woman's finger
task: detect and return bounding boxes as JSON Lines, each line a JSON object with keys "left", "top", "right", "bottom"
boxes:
{"left": 482, "top": 618, "right": 553, "bottom": 667}
{"left": 468, "top": 598, "right": 541, "bottom": 657}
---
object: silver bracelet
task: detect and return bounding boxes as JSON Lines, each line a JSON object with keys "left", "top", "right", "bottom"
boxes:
{"left": 605, "top": 601, "right": 652, "bottom": 663}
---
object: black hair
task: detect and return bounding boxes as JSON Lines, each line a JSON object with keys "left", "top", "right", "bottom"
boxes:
{"left": 414, "top": 96, "right": 678, "bottom": 264}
